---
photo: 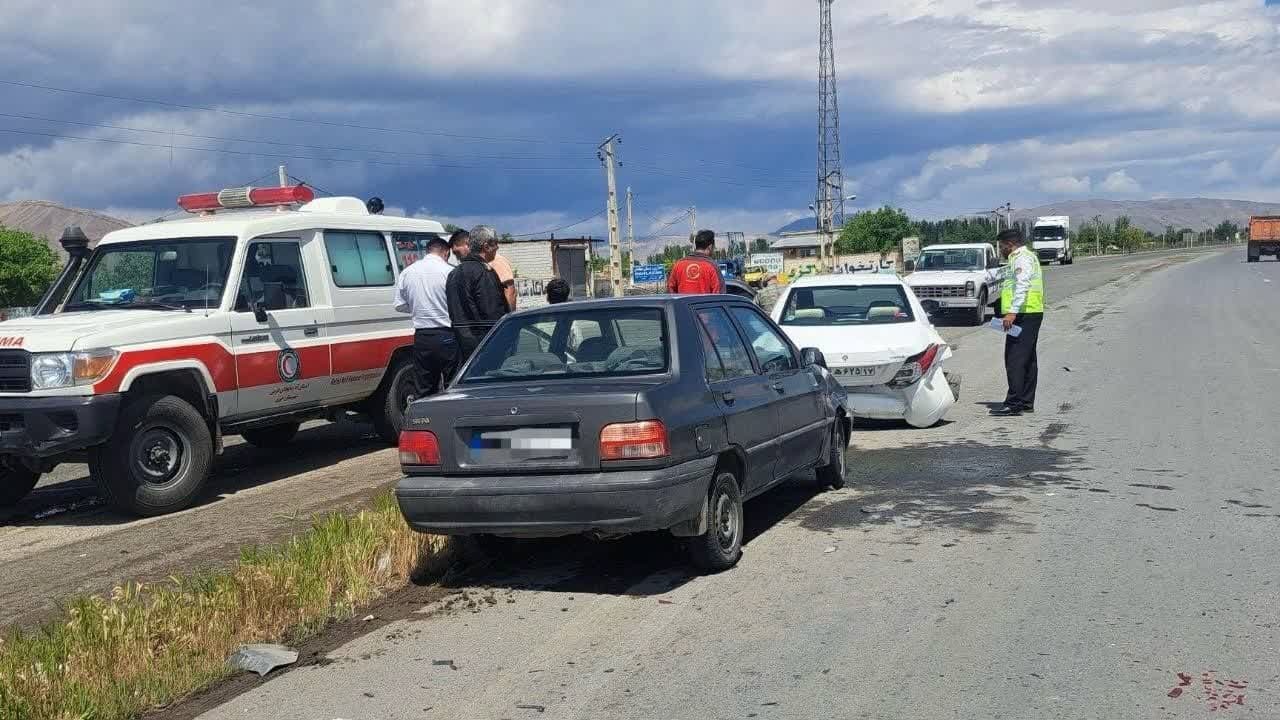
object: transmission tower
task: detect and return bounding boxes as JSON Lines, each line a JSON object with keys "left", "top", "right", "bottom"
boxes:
{"left": 816, "top": 0, "right": 845, "bottom": 271}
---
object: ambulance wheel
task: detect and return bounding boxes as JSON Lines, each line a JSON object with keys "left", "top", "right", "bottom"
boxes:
{"left": 90, "top": 394, "right": 213, "bottom": 517}
{"left": 371, "top": 360, "right": 415, "bottom": 445}
{"left": 241, "top": 422, "right": 300, "bottom": 449}
{"left": 0, "top": 463, "right": 39, "bottom": 506}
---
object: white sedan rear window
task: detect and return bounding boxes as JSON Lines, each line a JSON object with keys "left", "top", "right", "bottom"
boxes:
{"left": 781, "top": 285, "right": 914, "bottom": 325}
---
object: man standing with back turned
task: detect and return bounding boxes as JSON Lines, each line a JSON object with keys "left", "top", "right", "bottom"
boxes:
{"left": 668, "top": 229, "right": 724, "bottom": 295}
{"left": 446, "top": 225, "right": 509, "bottom": 366}
{"left": 393, "top": 233, "right": 457, "bottom": 397}
{"left": 991, "top": 227, "right": 1044, "bottom": 417}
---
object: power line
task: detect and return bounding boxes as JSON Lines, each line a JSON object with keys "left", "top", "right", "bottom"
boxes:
{"left": 0, "top": 110, "right": 592, "bottom": 163}
{"left": 508, "top": 209, "right": 606, "bottom": 238}
{"left": 0, "top": 126, "right": 600, "bottom": 172}
{"left": 626, "top": 162, "right": 795, "bottom": 190}
{"left": 0, "top": 78, "right": 596, "bottom": 146}
{"left": 625, "top": 146, "right": 811, "bottom": 179}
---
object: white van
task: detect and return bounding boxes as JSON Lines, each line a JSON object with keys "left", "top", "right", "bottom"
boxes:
{"left": 0, "top": 185, "right": 447, "bottom": 515}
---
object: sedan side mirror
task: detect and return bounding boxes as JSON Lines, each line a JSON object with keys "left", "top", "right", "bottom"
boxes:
{"left": 801, "top": 347, "right": 827, "bottom": 368}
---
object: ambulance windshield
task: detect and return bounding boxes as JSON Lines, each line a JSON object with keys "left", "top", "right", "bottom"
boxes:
{"left": 64, "top": 237, "right": 237, "bottom": 311}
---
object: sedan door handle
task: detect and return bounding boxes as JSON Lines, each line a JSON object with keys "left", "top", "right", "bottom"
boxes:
{"left": 304, "top": 327, "right": 319, "bottom": 337}
{"left": 721, "top": 391, "right": 736, "bottom": 404}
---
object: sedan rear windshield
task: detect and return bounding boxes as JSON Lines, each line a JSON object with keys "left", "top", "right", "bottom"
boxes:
{"left": 780, "top": 285, "right": 915, "bottom": 325}
{"left": 462, "top": 307, "right": 669, "bottom": 383}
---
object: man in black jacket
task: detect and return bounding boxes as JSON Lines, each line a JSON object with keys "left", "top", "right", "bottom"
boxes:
{"left": 446, "top": 225, "right": 509, "bottom": 365}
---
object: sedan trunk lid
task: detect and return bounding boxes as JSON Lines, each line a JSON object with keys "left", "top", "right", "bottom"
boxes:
{"left": 404, "top": 380, "right": 651, "bottom": 473}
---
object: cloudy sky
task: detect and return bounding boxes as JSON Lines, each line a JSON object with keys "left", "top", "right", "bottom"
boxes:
{"left": 0, "top": 0, "right": 1277, "bottom": 236}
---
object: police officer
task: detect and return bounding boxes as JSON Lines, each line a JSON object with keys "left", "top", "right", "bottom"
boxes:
{"left": 991, "top": 227, "right": 1044, "bottom": 417}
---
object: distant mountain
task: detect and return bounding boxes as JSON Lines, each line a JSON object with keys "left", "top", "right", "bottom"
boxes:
{"left": 776, "top": 217, "right": 818, "bottom": 234}
{"left": 0, "top": 200, "right": 131, "bottom": 260}
{"left": 1010, "top": 198, "right": 1280, "bottom": 235}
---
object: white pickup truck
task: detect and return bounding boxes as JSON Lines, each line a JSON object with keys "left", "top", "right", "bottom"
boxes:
{"left": 904, "top": 243, "right": 1003, "bottom": 326}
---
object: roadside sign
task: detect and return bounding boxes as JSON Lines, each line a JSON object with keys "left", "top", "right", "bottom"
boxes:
{"left": 748, "top": 253, "right": 783, "bottom": 274}
{"left": 632, "top": 264, "right": 666, "bottom": 284}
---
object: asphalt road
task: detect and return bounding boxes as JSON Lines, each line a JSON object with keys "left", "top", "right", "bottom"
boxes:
{"left": 140, "top": 244, "right": 1273, "bottom": 720}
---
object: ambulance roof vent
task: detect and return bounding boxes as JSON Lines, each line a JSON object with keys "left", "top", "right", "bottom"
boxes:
{"left": 297, "top": 197, "right": 369, "bottom": 215}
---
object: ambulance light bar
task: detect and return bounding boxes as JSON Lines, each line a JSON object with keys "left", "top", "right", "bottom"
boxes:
{"left": 177, "top": 185, "right": 315, "bottom": 213}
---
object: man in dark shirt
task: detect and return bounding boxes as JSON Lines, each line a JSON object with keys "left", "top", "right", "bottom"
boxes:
{"left": 667, "top": 229, "right": 724, "bottom": 294}
{"left": 446, "top": 226, "right": 509, "bottom": 364}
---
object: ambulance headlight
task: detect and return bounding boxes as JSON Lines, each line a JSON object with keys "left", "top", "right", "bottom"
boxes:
{"left": 30, "top": 349, "right": 119, "bottom": 390}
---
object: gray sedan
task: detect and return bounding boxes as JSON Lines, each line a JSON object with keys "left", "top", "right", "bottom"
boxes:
{"left": 395, "top": 295, "right": 850, "bottom": 571}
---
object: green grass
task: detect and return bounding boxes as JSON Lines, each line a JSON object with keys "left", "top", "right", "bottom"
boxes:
{"left": 0, "top": 494, "right": 447, "bottom": 720}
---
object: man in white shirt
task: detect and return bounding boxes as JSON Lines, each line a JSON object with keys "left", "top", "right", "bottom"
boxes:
{"left": 394, "top": 234, "right": 457, "bottom": 397}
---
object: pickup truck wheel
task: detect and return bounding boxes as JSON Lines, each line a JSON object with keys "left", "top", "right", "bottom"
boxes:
{"left": 0, "top": 464, "right": 39, "bottom": 506}
{"left": 970, "top": 289, "right": 988, "bottom": 326}
{"left": 241, "top": 422, "right": 300, "bottom": 449}
{"left": 687, "top": 470, "right": 743, "bottom": 572}
{"left": 371, "top": 361, "right": 415, "bottom": 445}
{"left": 90, "top": 394, "right": 213, "bottom": 517}
{"left": 815, "top": 420, "right": 847, "bottom": 490}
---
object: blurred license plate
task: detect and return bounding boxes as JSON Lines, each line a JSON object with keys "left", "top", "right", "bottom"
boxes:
{"left": 469, "top": 427, "right": 575, "bottom": 463}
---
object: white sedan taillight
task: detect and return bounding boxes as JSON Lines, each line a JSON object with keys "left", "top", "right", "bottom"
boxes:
{"left": 888, "top": 344, "right": 943, "bottom": 387}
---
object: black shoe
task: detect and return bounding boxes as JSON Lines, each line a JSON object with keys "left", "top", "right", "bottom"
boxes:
{"left": 1022, "top": 406, "right": 1035, "bottom": 414}
{"left": 989, "top": 405, "right": 1023, "bottom": 417}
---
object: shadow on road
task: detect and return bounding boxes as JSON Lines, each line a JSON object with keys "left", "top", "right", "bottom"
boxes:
{"left": 436, "top": 478, "right": 825, "bottom": 600}
{"left": 1, "top": 421, "right": 391, "bottom": 527}
{"left": 793, "top": 438, "right": 1083, "bottom": 536}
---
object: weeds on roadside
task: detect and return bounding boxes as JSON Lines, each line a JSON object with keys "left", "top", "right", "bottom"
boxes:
{"left": 0, "top": 494, "right": 447, "bottom": 720}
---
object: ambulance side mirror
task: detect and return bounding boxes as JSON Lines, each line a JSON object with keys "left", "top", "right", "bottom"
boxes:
{"left": 250, "top": 299, "right": 269, "bottom": 324}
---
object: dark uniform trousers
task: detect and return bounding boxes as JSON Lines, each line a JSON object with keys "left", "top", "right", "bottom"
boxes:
{"left": 1004, "top": 313, "right": 1042, "bottom": 410}
{"left": 413, "top": 327, "right": 458, "bottom": 397}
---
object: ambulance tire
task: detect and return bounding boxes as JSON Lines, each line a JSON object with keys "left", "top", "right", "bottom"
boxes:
{"left": 0, "top": 464, "right": 39, "bottom": 506}
{"left": 90, "top": 394, "right": 213, "bottom": 517}
{"left": 241, "top": 423, "right": 300, "bottom": 449}
{"left": 371, "top": 360, "right": 415, "bottom": 445}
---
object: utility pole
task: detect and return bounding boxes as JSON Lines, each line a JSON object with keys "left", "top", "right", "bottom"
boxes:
{"left": 817, "top": 0, "right": 846, "bottom": 273}
{"left": 1003, "top": 203, "right": 1013, "bottom": 231}
{"left": 277, "top": 164, "right": 288, "bottom": 188}
{"left": 598, "top": 134, "right": 623, "bottom": 297}
{"left": 1093, "top": 215, "right": 1103, "bottom": 256}
{"left": 625, "top": 186, "right": 635, "bottom": 286}
{"left": 689, "top": 206, "right": 697, "bottom": 241}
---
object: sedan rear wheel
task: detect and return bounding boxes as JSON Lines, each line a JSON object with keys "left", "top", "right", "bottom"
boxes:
{"left": 688, "top": 470, "right": 743, "bottom": 572}
{"left": 815, "top": 420, "right": 847, "bottom": 490}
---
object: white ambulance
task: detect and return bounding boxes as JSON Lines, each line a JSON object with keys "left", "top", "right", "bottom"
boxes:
{"left": 0, "top": 185, "right": 448, "bottom": 515}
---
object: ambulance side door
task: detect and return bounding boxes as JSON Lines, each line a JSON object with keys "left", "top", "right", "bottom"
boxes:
{"left": 227, "top": 236, "right": 331, "bottom": 420}
{"left": 320, "top": 229, "right": 408, "bottom": 405}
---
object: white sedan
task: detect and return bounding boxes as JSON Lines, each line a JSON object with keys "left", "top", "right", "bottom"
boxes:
{"left": 769, "top": 274, "right": 957, "bottom": 428}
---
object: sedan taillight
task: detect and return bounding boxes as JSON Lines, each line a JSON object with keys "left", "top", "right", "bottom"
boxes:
{"left": 600, "top": 421, "right": 669, "bottom": 461}
{"left": 888, "top": 344, "right": 943, "bottom": 387}
{"left": 399, "top": 430, "right": 441, "bottom": 466}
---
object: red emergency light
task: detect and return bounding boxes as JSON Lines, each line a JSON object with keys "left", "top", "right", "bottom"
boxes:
{"left": 177, "top": 185, "right": 315, "bottom": 213}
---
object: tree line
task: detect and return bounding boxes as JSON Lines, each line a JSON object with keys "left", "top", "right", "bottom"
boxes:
{"left": 834, "top": 206, "right": 1246, "bottom": 256}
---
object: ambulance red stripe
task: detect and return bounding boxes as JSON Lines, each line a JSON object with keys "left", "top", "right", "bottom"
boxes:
{"left": 93, "top": 334, "right": 411, "bottom": 395}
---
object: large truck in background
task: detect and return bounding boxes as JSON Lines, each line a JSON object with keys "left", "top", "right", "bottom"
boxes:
{"left": 1031, "top": 216, "right": 1072, "bottom": 265}
{"left": 1247, "top": 216, "right": 1280, "bottom": 263}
